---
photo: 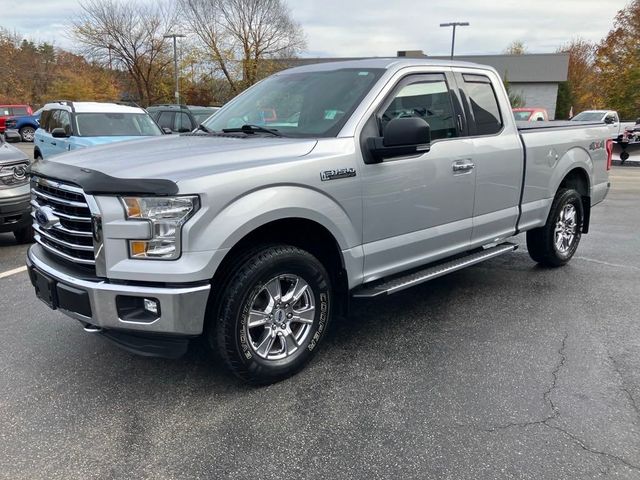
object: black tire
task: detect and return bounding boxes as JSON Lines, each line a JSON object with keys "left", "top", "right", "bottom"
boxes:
{"left": 13, "top": 226, "right": 34, "bottom": 244}
{"left": 526, "top": 188, "right": 583, "bottom": 267}
{"left": 19, "top": 126, "right": 35, "bottom": 142}
{"left": 620, "top": 151, "right": 630, "bottom": 162}
{"left": 212, "top": 245, "right": 332, "bottom": 384}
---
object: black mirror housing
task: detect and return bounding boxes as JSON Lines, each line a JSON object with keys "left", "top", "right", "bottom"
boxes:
{"left": 384, "top": 117, "right": 431, "bottom": 147}
{"left": 366, "top": 117, "right": 431, "bottom": 163}
{"left": 51, "top": 128, "right": 69, "bottom": 138}
{"left": 162, "top": 127, "right": 173, "bottom": 135}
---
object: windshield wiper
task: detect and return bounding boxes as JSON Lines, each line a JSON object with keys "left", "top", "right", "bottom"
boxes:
{"left": 197, "top": 123, "right": 213, "bottom": 133}
{"left": 222, "top": 124, "right": 283, "bottom": 137}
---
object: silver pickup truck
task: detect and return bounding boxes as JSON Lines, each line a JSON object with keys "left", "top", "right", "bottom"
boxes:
{"left": 26, "top": 59, "right": 611, "bottom": 384}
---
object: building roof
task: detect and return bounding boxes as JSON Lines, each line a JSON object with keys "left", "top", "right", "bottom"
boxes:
{"left": 286, "top": 52, "right": 569, "bottom": 83}
{"left": 430, "top": 53, "right": 569, "bottom": 82}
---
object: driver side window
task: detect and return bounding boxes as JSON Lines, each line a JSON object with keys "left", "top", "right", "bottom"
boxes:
{"left": 380, "top": 75, "right": 458, "bottom": 141}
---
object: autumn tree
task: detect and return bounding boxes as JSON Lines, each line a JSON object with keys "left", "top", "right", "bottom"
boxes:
{"left": 180, "top": 0, "right": 306, "bottom": 94}
{"left": 504, "top": 40, "right": 527, "bottom": 55}
{"left": 71, "top": 0, "right": 178, "bottom": 106}
{"left": 556, "top": 39, "right": 600, "bottom": 118}
{"left": 593, "top": 0, "right": 640, "bottom": 119}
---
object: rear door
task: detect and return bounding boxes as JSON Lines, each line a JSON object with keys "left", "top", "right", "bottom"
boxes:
{"left": 455, "top": 71, "right": 524, "bottom": 246}
{"left": 156, "top": 111, "right": 176, "bottom": 132}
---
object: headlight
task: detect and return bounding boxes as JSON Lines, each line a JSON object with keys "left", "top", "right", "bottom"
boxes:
{"left": 0, "top": 162, "right": 29, "bottom": 188}
{"left": 121, "top": 196, "right": 199, "bottom": 260}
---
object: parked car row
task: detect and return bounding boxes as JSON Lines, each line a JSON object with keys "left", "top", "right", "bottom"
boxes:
{"left": 1, "top": 102, "right": 221, "bottom": 145}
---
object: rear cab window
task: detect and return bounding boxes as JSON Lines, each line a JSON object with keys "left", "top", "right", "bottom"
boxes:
{"left": 461, "top": 74, "right": 503, "bottom": 136}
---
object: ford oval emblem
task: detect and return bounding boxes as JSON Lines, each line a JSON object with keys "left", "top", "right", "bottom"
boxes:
{"left": 34, "top": 206, "right": 59, "bottom": 230}
{"left": 13, "top": 165, "right": 27, "bottom": 180}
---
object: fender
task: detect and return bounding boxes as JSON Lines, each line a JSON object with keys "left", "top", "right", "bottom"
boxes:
{"left": 184, "top": 183, "right": 362, "bottom": 255}
{"left": 548, "top": 146, "right": 593, "bottom": 197}
{"left": 535, "top": 146, "right": 592, "bottom": 223}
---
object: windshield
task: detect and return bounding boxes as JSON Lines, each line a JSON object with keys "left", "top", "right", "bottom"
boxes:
{"left": 513, "top": 110, "right": 533, "bottom": 121}
{"left": 74, "top": 113, "right": 162, "bottom": 137}
{"left": 203, "top": 68, "right": 384, "bottom": 137}
{"left": 571, "top": 112, "right": 604, "bottom": 122}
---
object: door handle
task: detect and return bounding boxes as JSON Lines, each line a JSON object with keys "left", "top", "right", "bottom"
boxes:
{"left": 51, "top": 142, "right": 57, "bottom": 146}
{"left": 452, "top": 161, "right": 475, "bottom": 173}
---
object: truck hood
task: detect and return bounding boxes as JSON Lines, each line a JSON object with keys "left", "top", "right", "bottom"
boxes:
{"left": 0, "top": 141, "right": 28, "bottom": 163}
{"left": 44, "top": 134, "right": 317, "bottom": 182}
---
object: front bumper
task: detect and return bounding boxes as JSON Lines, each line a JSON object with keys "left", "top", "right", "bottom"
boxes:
{"left": 26, "top": 244, "right": 211, "bottom": 337}
{"left": 0, "top": 192, "right": 30, "bottom": 233}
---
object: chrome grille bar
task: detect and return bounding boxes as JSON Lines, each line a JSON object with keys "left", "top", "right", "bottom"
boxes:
{"left": 31, "top": 175, "right": 96, "bottom": 268}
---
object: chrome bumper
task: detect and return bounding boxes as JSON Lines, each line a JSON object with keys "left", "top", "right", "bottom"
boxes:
{"left": 27, "top": 244, "right": 211, "bottom": 336}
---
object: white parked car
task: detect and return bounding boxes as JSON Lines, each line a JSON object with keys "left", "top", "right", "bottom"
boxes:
{"left": 570, "top": 110, "right": 623, "bottom": 140}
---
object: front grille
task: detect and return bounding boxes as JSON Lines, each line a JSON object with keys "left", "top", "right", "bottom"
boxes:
{"left": 31, "top": 176, "right": 96, "bottom": 269}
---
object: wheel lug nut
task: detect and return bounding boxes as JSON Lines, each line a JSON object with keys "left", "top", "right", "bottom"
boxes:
{"left": 287, "top": 313, "right": 292, "bottom": 318}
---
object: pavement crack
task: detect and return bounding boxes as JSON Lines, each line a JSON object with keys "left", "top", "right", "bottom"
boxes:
{"left": 543, "top": 423, "right": 640, "bottom": 472}
{"left": 608, "top": 353, "right": 640, "bottom": 421}
{"left": 458, "top": 333, "right": 568, "bottom": 432}
{"left": 543, "top": 332, "right": 568, "bottom": 416}
{"left": 457, "top": 336, "right": 640, "bottom": 472}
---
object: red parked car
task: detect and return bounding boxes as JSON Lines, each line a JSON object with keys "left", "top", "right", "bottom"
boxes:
{"left": 512, "top": 107, "right": 549, "bottom": 122}
{"left": 0, "top": 105, "right": 33, "bottom": 133}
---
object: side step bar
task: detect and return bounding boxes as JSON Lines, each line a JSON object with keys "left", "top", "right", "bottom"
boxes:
{"left": 352, "top": 243, "right": 518, "bottom": 298}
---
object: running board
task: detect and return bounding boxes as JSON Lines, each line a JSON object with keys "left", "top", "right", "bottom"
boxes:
{"left": 352, "top": 243, "right": 518, "bottom": 298}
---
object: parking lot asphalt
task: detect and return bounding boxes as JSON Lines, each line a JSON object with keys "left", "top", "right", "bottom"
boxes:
{"left": 1, "top": 151, "right": 639, "bottom": 479}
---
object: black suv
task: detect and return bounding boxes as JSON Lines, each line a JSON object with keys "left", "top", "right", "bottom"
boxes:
{"left": 146, "top": 105, "right": 220, "bottom": 133}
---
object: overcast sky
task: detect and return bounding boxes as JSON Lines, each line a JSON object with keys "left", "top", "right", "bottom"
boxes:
{"left": 0, "top": 0, "right": 629, "bottom": 56}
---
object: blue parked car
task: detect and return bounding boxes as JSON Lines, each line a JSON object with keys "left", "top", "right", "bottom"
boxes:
{"left": 34, "top": 101, "right": 164, "bottom": 160}
{"left": 5, "top": 108, "right": 42, "bottom": 142}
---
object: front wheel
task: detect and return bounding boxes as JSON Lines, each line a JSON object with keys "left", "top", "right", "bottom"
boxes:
{"left": 212, "top": 245, "right": 332, "bottom": 384}
{"left": 526, "top": 188, "right": 584, "bottom": 267}
{"left": 19, "top": 126, "right": 35, "bottom": 142}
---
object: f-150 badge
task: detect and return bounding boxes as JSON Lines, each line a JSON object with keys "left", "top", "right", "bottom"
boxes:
{"left": 320, "top": 168, "right": 356, "bottom": 181}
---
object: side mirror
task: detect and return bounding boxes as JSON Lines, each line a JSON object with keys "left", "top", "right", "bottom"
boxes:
{"left": 51, "top": 128, "right": 69, "bottom": 138}
{"left": 604, "top": 116, "right": 615, "bottom": 124}
{"left": 366, "top": 117, "right": 431, "bottom": 163}
{"left": 162, "top": 127, "right": 173, "bottom": 135}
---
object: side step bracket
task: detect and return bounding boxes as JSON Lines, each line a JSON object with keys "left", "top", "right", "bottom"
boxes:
{"left": 352, "top": 242, "right": 518, "bottom": 298}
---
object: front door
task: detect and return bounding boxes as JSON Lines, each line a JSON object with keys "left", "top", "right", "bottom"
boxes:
{"left": 361, "top": 73, "right": 476, "bottom": 282}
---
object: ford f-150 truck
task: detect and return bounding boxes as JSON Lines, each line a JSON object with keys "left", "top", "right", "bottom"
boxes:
{"left": 26, "top": 59, "right": 612, "bottom": 384}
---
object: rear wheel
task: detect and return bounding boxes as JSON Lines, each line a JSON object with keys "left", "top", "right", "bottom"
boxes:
{"left": 19, "top": 126, "right": 35, "bottom": 142}
{"left": 526, "top": 188, "right": 583, "bottom": 267}
{"left": 212, "top": 245, "right": 332, "bottom": 384}
{"left": 620, "top": 150, "right": 630, "bottom": 162}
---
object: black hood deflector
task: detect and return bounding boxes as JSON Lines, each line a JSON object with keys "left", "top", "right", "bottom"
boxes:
{"left": 30, "top": 159, "right": 179, "bottom": 196}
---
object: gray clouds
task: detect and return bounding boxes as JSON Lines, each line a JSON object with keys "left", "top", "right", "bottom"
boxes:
{"left": 0, "top": 0, "right": 628, "bottom": 55}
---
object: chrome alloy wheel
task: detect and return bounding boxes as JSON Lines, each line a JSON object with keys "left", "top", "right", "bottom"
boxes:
{"left": 554, "top": 203, "right": 578, "bottom": 254}
{"left": 246, "top": 275, "right": 316, "bottom": 361}
{"left": 21, "top": 127, "right": 35, "bottom": 142}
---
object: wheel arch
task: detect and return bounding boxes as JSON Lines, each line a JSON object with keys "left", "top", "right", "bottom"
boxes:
{"left": 558, "top": 167, "right": 591, "bottom": 233}
{"left": 208, "top": 217, "right": 351, "bottom": 326}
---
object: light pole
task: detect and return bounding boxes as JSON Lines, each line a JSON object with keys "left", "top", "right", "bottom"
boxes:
{"left": 439, "top": 22, "right": 470, "bottom": 59}
{"left": 164, "top": 33, "right": 186, "bottom": 104}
